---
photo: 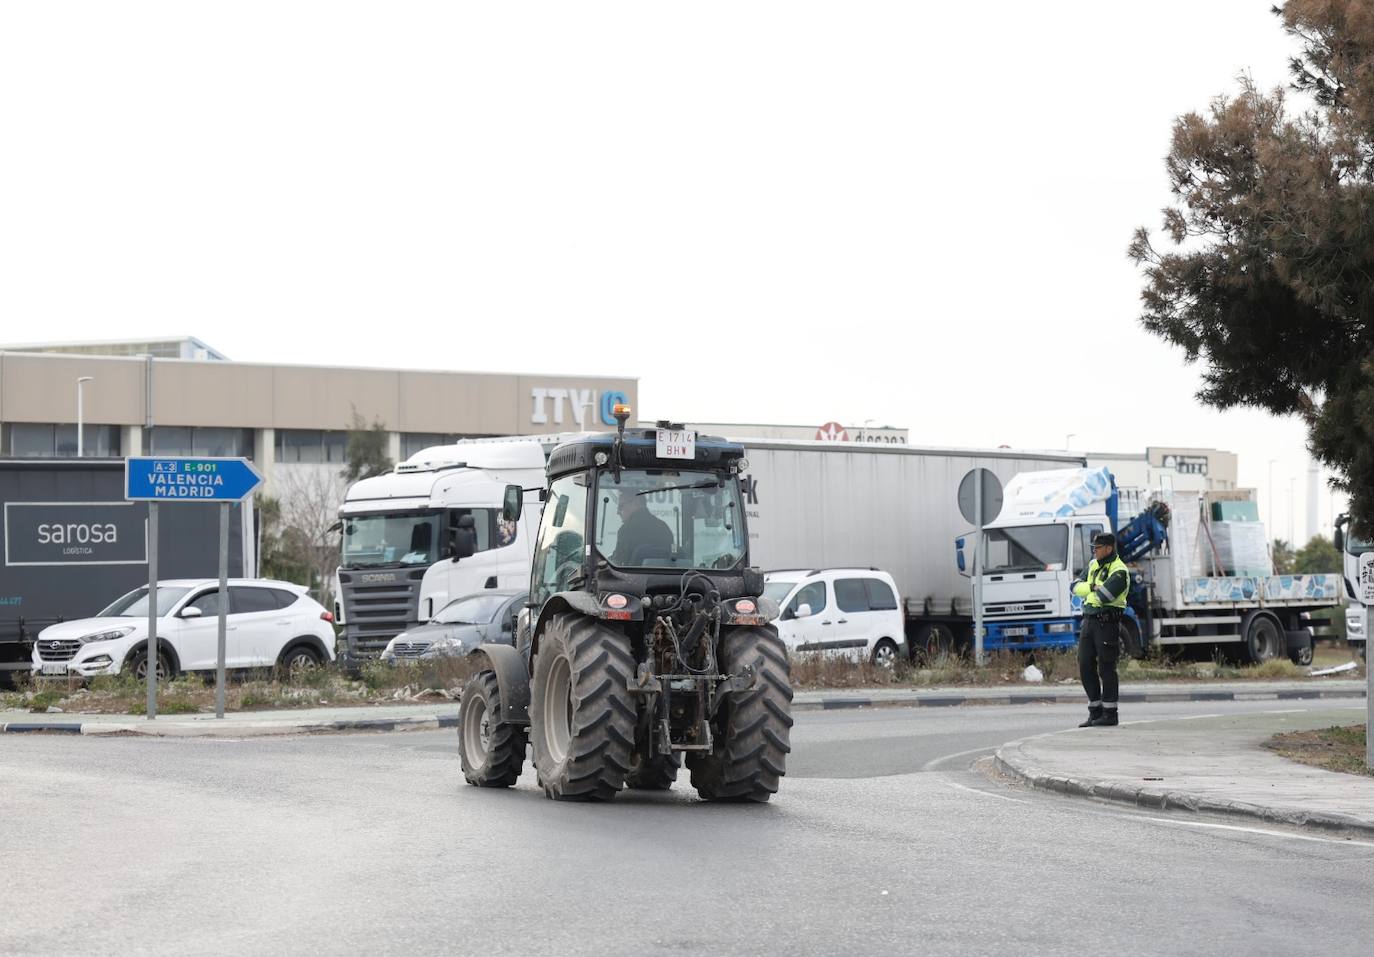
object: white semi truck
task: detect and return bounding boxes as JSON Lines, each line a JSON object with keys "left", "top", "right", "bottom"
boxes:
{"left": 734, "top": 440, "right": 1084, "bottom": 656}
{"left": 968, "top": 468, "right": 1342, "bottom": 663}
{"left": 1333, "top": 514, "right": 1370, "bottom": 659}
{"left": 333, "top": 441, "right": 546, "bottom": 670}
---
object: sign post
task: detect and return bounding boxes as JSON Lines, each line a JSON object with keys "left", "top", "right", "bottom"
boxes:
{"left": 959, "top": 468, "right": 1004, "bottom": 665}
{"left": 1360, "top": 552, "right": 1374, "bottom": 768}
{"left": 146, "top": 504, "right": 158, "bottom": 720}
{"left": 125, "top": 456, "right": 263, "bottom": 720}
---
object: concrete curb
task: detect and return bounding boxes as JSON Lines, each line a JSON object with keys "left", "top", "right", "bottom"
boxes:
{"left": 1, "top": 683, "right": 1363, "bottom": 736}
{"left": 791, "top": 687, "right": 1367, "bottom": 712}
{"left": 1, "top": 714, "right": 460, "bottom": 737}
{"left": 992, "top": 737, "right": 1374, "bottom": 838}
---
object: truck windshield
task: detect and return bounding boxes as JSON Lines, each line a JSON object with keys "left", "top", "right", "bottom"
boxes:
{"left": 99, "top": 586, "right": 193, "bottom": 618}
{"left": 343, "top": 512, "right": 442, "bottom": 568}
{"left": 1345, "top": 530, "right": 1374, "bottom": 555}
{"left": 594, "top": 470, "right": 746, "bottom": 570}
{"left": 983, "top": 525, "right": 1068, "bottom": 573}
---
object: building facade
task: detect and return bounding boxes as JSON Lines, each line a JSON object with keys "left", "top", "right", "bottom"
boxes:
{"left": 0, "top": 340, "right": 636, "bottom": 495}
{"left": 1088, "top": 446, "right": 1241, "bottom": 494}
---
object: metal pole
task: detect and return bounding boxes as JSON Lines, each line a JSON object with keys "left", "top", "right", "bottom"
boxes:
{"left": 146, "top": 503, "right": 158, "bottom": 720}
{"left": 216, "top": 502, "right": 229, "bottom": 718}
{"left": 1366, "top": 604, "right": 1372, "bottom": 769}
{"left": 974, "top": 472, "right": 984, "bottom": 665}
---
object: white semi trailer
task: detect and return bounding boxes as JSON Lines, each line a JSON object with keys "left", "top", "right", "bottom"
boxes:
{"left": 735, "top": 441, "right": 1085, "bottom": 656}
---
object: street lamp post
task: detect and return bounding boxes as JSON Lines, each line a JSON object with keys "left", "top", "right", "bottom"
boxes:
{"left": 1289, "top": 477, "right": 1296, "bottom": 545}
{"left": 76, "top": 377, "right": 94, "bottom": 457}
{"left": 1065, "top": 433, "right": 1075, "bottom": 451}
{"left": 861, "top": 418, "right": 875, "bottom": 443}
{"left": 1267, "top": 459, "right": 1278, "bottom": 536}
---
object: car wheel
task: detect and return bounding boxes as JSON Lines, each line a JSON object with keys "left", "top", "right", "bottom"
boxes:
{"left": 870, "top": 638, "right": 900, "bottom": 669}
{"left": 279, "top": 644, "right": 323, "bottom": 674}
{"left": 129, "top": 645, "right": 174, "bottom": 682}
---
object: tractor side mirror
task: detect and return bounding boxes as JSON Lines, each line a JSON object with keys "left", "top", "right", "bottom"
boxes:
{"left": 502, "top": 485, "right": 523, "bottom": 524}
{"left": 1334, "top": 527, "right": 1345, "bottom": 552}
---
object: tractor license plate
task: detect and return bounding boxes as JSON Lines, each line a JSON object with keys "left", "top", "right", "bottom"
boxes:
{"left": 41, "top": 663, "right": 68, "bottom": 676}
{"left": 656, "top": 429, "right": 696, "bottom": 460}
{"left": 1002, "top": 627, "right": 1030, "bottom": 638}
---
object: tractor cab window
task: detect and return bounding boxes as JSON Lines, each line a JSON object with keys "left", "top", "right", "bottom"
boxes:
{"left": 593, "top": 470, "right": 745, "bottom": 571}
{"left": 531, "top": 473, "right": 589, "bottom": 608}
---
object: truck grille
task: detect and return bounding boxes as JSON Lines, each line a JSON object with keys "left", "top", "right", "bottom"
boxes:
{"left": 37, "top": 639, "right": 81, "bottom": 662}
{"left": 339, "top": 569, "right": 424, "bottom": 657}
{"left": 389, "top": 641, "right": 431, "bottom": 659}
{"left": 983, "top": 602, "right": 1049, "bottom": 618}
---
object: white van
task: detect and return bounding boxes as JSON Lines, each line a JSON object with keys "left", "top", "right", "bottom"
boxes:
{"left": 763, "top": 568, "right": 907, "bottom": 667}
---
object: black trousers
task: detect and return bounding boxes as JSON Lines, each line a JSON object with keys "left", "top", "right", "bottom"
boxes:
{"left": 1078, "top": 615, "right": 1120, "bottom": 706}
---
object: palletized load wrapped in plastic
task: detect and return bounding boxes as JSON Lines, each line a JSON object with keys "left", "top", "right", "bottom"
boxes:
{"left": 1209, "top": 521, "right": 1273, "bottom": 577}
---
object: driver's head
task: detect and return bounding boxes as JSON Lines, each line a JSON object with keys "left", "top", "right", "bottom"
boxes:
{"left": 617, "top": 490, "right": 643, "bottom": 519}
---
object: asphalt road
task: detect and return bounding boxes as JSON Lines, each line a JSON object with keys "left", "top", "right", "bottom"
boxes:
{"left": 4, "top": 699, "right": 1372, "bottom": 957}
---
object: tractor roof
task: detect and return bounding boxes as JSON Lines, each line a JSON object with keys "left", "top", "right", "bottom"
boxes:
{"left": 546, "top": 428, "right": 745, "bottom": 479}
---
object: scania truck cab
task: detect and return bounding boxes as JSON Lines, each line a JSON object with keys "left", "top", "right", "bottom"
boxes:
{"left": 335, "top": 441, "right": 546, "bottom": 670}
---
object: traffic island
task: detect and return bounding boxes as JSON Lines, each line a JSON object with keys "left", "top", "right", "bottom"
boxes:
{"left": 994, "top": 708, "right": 1374, "bottom": 837}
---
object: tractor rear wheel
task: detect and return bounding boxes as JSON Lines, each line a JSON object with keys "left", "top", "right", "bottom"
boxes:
{"left": 529, "top": 614, "right": 636, "bottom": 801}
{"left": 689, "top": 626, "right": 794, "bottom": 803}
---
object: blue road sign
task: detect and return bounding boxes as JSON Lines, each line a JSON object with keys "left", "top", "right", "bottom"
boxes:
{"left": 124, "top": 456, "right": 263, "bottom": 503}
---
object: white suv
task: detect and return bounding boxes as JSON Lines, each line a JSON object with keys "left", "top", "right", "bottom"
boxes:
{"left": 31, "top": 579, "right": 337, "bottom": 680}
{"left": 764, "top": 568, "right": 907, "bottom": 667}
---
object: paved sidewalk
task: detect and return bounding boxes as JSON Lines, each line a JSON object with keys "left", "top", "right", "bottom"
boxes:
{"left": 995, "top": 707, "right": 1374, "bottom": 836}
{"left": 0, "top": 679, "right": 1363, "bottom": 736}
{"left": 791, "top": 678, "right": 1366, "bottom": 711}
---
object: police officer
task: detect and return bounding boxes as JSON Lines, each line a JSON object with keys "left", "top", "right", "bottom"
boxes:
{"left": 1072, "top": 531, "right": 1130, "bottom": 727}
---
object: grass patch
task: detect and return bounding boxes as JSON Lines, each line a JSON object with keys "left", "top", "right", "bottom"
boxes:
{"left": 1264, "top": 725, "right": 1372, "bottom": 777}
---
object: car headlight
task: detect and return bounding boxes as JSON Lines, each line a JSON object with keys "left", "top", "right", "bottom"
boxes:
{"left": 421, "top": 638, "right": 465, "bottom": 658}
{"left": 82, "top": 627, "right": 136, "bottom": 643}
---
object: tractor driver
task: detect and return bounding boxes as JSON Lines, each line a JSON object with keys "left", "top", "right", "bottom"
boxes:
{"left": 610, "top": 484, "right": 674, "bottom": 566}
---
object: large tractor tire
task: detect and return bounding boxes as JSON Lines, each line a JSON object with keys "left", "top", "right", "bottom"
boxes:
{"left": 457, "top": 670, "right": 527, "bottom": 788}
{"left": 625, "top": 753, "right": 679, "bottom": 791}
{"left": 529, "top": 614, "right": 636, "bottom": 801}
{"left": 689, "top": 626, "right": 794, "bottom": 803}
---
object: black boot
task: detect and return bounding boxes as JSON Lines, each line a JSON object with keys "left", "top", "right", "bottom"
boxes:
{"left": 1078, "top": 706, "right": 1103, "bottom": 728}
{"left": 1090, "top": 708, "right": 1119, "bottom": 727}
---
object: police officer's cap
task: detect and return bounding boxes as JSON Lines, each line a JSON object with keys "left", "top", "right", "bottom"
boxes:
{"left": 1092, "top": 532, "right": 1117, "bottom": 548}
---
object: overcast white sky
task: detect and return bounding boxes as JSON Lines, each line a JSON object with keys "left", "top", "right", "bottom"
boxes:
{"left": 0, "top": 2, "right": 1344, "bottom": 543}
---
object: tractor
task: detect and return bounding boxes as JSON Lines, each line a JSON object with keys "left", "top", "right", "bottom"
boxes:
{"left": 456, "top": 407, "right": 793, "bottom": 802}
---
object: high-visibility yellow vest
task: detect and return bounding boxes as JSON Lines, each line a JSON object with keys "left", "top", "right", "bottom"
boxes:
{"left": 1072, "top": 554, "right": 1129, "bottom": 610}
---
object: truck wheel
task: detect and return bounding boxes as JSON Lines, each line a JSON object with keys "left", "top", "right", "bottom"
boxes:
{"left": 915, "top": 623, "right": 956, "bottom": 662}
{"left": 458, "top": 670, "right": 527, "bottom": 788}
{"left": 1119, "top": 617, "right": 1144, "bottom": 660}
{"left": 625, "top": 752, "right": 679, "bottom": 790}
{"left": 1288, "top": 635, "right": 1314, "bottom": 667}
{"left": 689, "top": 627, "right": 793, "bottom": 803}
{"left": 1242, "top": 614, "right": 1282, "bottom": 665}
{"left": 529, "top": 614, "right": 635, "bottom": 801}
